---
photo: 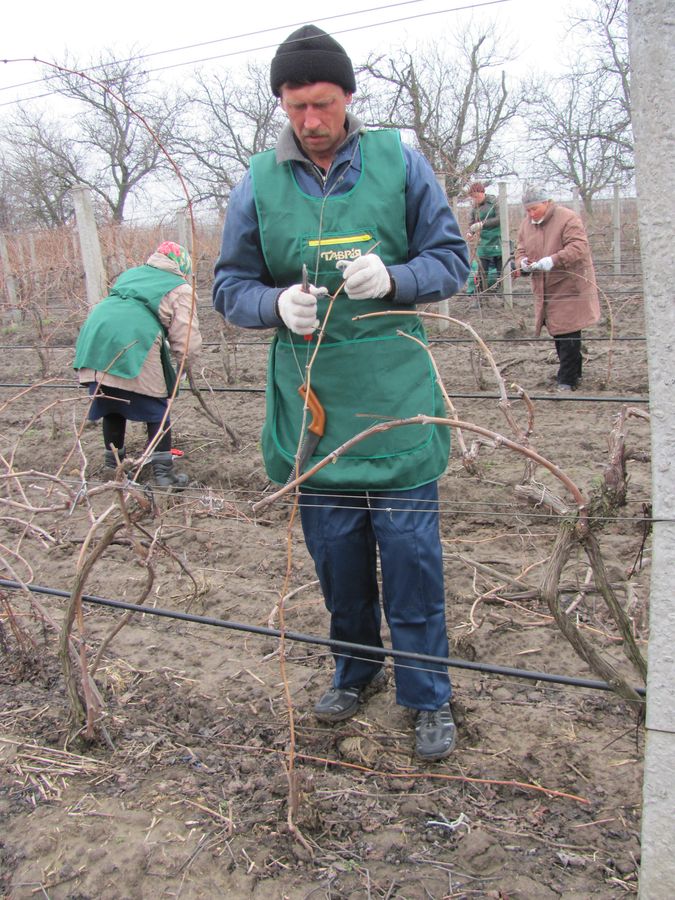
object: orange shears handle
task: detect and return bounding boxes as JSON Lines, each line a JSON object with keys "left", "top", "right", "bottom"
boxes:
{"left": 298, "top": 383, "right": 326, "bottom": 438}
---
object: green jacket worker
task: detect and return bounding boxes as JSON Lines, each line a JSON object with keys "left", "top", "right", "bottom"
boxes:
{"left": 213, "top": 26, "right": 469, "bottom": 761}
{"left": 466, "top": 181, "right": 502, "bottom": 293}
{"left": 74, "top": 242, "right": 201, "bottom": 488}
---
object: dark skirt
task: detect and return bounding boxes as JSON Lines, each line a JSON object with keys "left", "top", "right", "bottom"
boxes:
{"left": 85, "top": 383, "right": 169, "bottom": 423}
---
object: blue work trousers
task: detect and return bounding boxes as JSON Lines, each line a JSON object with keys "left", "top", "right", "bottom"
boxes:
{"left": 299, "top": 481, "right": 451, "bottom": 710}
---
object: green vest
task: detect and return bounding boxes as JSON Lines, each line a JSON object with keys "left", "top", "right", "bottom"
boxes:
{"left": 476, "top": 195, "right": 501, "bottom": 256}
{"left": 73, "top": 265, "right": 186, "bottom": 394}
{"left": 250, "top": 130, "right": 450, "bottom": 491}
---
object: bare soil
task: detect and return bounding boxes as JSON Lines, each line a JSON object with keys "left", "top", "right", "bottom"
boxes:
{"left": 1, "top": 268, "right": 649, "bottom": 899}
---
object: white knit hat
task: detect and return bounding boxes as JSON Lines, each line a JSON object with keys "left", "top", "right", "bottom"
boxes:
{"left": 522, "top": 184, "right": 551, "bottom": 206}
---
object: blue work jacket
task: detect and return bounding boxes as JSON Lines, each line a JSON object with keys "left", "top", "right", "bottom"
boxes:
{"left": 213, "top": 114, "right": 469, "bottom": 326}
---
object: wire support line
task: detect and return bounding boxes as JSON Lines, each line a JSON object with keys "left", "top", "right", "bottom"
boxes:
{"left": 0, "top": 335, "right": 649, "bottom": 351}
{"left": 0, "top": 0, "right": 432, "bottom": 94}
{"left": 15, "top": 293, "right": 645, "bottom": 312}
{"left": 18, "top": 476, "right": 661, "bottom": 523}
{"left": 0, "top": 578, "right": 646, "bottom": 698}
{"left": 199, "top": 296, "right": 647, "bottom": 310}
{"left": 464, "top": 290, "right": 644, "bottom": 297}
{"left": 0, "top": 382, "right": 650, "bottom": 404}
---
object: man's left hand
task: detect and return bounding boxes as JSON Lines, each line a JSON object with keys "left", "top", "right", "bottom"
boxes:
{"left": 337, "top": 255, "right": 392, "bottom": 299}
{"left": 530, "top": 256, "right": 554, "bottom": 272}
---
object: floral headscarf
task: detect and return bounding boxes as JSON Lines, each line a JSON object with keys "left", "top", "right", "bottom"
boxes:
{"left": 156, "top": 241, "right": 192, "bottom": 277}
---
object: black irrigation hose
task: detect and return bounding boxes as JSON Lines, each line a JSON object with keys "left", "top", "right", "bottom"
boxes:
{"left": 0, "top": 382, "right": 650, "bottom": 404}
{"left": 0, "top": 578, "right": 646, "bottom": 698}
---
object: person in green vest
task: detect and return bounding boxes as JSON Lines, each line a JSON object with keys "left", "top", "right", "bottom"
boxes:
{"left": 74, "top": 241, "right": 202, "bottom": 488}
{"left": 466, "top": 182, "right": 502, "bottom": 293}
{"left": 213, "top": 26, "right": 469, "bottom": 760}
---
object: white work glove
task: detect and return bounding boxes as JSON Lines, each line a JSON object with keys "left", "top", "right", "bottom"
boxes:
{"left": 336, "top": 255, "right": 392, "bottom": 300}
{"left": 469, "top": 222, "right": 482, "bottom": 234}
{"left": 530, "top": 256, "right": 554, "bottom": 272}
{"left": 277, "top": 284, "right": 326, "bottom": 336}
{"left": 519, "top": 256, "right": 532, "bottom": 273}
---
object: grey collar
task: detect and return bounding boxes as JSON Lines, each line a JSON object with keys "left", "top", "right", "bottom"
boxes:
{"left": 275, "top": 112, "right": 366, "bottom": 165}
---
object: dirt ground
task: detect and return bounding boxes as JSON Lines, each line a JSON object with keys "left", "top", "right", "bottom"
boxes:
{"left": 0, "top": 262, "right": 650, "bottom": 899}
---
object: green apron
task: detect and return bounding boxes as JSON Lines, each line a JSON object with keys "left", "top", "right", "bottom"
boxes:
{"left": 250, "top": 130, "right": 450, "bottom": 490}
{"left": 73, "top": 265, "right": 186, "bottom": 395}
{"left": 476, "top": 195, "right": 501, "bottom": 257}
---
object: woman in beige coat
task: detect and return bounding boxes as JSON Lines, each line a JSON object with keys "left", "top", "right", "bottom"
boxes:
{"left": 515, "top": 186, "right": 600, "bottom": 391}
{"left": 74, "top": 241, "right": 202, "bottom": 486}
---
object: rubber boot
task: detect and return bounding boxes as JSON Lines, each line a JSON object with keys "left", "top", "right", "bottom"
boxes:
{"left": 104, "top": 447, "right": 126, "bottom": 476}
{"left": 151, "top": 451, "right": 189, "bottom": 489}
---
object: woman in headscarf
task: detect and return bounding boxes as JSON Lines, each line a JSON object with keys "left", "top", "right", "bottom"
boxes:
{"left": 74, "top": 241, "right": 202, "bottom": 487}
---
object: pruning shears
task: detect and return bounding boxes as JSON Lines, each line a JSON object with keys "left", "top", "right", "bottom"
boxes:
{"left": 287, "top": 265, "right": 326, "bottom": 480}
{"left": 294, "top": 382, "right": 326, "bottom": 476}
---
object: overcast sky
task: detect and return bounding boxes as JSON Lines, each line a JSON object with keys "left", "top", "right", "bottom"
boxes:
{"left": 1, "top": 0, "right": 583, "bottom": 216}
{"left": 2, "top": 0, "right": 571, "bottom": 106}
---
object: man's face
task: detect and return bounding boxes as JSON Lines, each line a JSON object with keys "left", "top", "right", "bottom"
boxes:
{"left": 525, "top": 201, "right": 550, "bottom": 221}
{"left": 469, "top": 191, "right": 485, "bottom": 207}
{"left": 280, "top": 82, "right": 352, "bottom": 166}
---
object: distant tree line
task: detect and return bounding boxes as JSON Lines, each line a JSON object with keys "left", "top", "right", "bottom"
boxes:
{"left": 0, "top": 0, "right": 632, "bottom": 229}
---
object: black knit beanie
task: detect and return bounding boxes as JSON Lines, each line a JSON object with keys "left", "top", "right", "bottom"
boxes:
{"left": 270, "top": 25, "right": 356, "bottom": 97}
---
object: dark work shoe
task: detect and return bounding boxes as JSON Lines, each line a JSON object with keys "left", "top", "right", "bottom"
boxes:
{"left": 151, "top": 451, "right": 189, "bottom": 490}
{"left": 414, "top": 703, "right": 457, "bottom": 761}
{"left": 103, "top": 447, "right": 126, "bottom": 477}
{"left": 314, "top": 668, "right": 387, "bottom": 722}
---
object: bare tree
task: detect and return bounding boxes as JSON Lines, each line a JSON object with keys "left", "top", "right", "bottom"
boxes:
{"left": 523, "top": 0, "right": 633, "bottom": 213}
{"left": 0, "top": 52, "right": 186, "bottom": 225}
{"left": 0, "top": 108, "right": 82, "bottom": 227}
{"left": 52, "top": 52, "right": 188, "bottom": 222}
{"left": 569, "top": 0, "right": 631, "bottom": 135}
{"left": 176, "top": 62, "right": 285, "bottom": 214}
{"left": 357, "top": 26, "right": 524, "bottom": 196}
{"left": 525, "top": 66, "right": 632, "bottom": 213}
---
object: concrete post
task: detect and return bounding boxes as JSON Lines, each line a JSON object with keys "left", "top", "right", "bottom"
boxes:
{"left": 27, "top": 233, "right": 39, "bottom": 295}
{"left": 435, "top": 172, "right": 450, "bottom": 331}
{"left": 613, "top": 184, "right": 622, "bottom": 276}
{"left": 71, "top": 185, "right": 107, "bottom": 307}
{"left": 628, "top": 2, "right": 675, "bottom": 896}
{"left": 498, "top": 182, "right": 513, "bottom": 309}
{"left": 0, "top": 233, "right": 20, "bottom": 318}
{"left": 175, "top": 207, "right": 192, "bottom": 253}
{"left": 571, "top": 186, "right": 582, "bottom": 216}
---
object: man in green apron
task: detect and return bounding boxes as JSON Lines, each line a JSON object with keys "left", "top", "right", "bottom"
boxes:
{"left": 214, "top": 25, "right": 469, "bottom": 760}
{"left": 466, "top": 182, "right": 502, "bottom": 293}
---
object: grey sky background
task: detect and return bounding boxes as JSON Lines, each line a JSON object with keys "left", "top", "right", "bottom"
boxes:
{"left": 2, "top": 0, "right": 587, "bottom": 217}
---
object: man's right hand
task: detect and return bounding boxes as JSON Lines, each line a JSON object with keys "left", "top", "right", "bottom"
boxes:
{"left": 519, "top": 256, "right": 532, "bottom": 273}
{"left": 277, "top": 284, "right": 324, "bottom": 335}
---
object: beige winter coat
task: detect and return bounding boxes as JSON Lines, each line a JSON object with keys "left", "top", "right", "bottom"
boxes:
{"left": 77, "top": 251, "right": 202, "bottom": 397}
{"left": 515, "top": 203, "right": 600, "bottom": 337}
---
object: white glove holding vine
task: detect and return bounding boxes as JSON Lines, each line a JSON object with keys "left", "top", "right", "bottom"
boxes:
{"left": 277, "top": 284, "right": 326, "bottom": 335}
{"left": 530, "top": 256, "right": 554, "bottom": 272}
{"left": 336, "top": 255, "right": 392, "bottom": 300}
